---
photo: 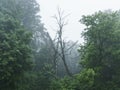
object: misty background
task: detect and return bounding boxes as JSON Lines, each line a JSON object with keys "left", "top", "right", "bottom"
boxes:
{"left": 37, "top": 0, "right": 120, "bottom": 42}
{"left": 0, "top": 0, "right": 120, "bottom": 90}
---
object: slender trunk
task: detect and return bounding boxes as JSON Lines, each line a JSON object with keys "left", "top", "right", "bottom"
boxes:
{"left": 62, "top": 49, "right": 72, "bottom": 76}
{"left": 59, "top": 36, "right": 72, "bottom": 76}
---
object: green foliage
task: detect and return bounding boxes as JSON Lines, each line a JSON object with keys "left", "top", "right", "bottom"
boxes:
{"left": 79, "top": 10, "right": 120, "bottom": 89}
{"left": 73, "top": 69, "right": 95, "bottom": 90}
{"left": 0, "top": 0, "right": 43, "bottom": 32}
{"left": 2, "top": 0, "right": 120, "bottom": 90}
{"left": 34, "top": 45, "right": 53, "bottom": 71}
{"left": 0, "top": 0, "right": 46, "bottom": 51}
{"left": 50, "top": 10, "right": 120, "bottom": 90}
{"left": 0, "top": 1, "right": 55, "bottom": 90}
{"left": 50, "top": 69, "right": 95, "bottom": 90}
{"left": 0, "top": 11, "right": 33, "bottom": 90}
{"left": 32, "top": 64, "right": 55, "bottom": 90}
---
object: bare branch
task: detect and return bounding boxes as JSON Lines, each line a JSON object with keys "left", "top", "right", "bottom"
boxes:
{"left": 65, "top": 41, "right": 78, "bottom": 52}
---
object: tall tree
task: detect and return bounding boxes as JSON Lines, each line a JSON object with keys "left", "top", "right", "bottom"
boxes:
{"left": 52, "top": 8, "right": 79, "bottom": 76}
{"left": 80, "top": 10, "right": 120, "bottom": 89}
{"left": 0, "top": 0, "right": 54, "bottom": 70}
{"left": 0, "top": 10, "right": 33, "bottom": 90}
{"left": 0, "top": 1, "right": 55, "bottom": 90}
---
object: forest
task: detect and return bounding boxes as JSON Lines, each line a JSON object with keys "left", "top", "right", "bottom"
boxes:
{"left": 0, "top": 0, "right": 120, "bottom": 90}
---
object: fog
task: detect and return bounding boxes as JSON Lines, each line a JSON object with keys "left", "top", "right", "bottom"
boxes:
{"left": 37, "top": 0, "right": 120, "bottom": 43}
{"left": 1, "top": 0, "right": 120, "bottom": 90}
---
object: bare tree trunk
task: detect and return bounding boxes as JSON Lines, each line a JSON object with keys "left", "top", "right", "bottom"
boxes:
{"left": 61, "top": 42, "right": 72, "bottom": 76}
{"left": 53, "top": 8, "right": 72, "bottom": 76}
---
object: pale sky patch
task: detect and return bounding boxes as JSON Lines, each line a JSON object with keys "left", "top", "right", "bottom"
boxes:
{"left": 37, "top": 0, "right": 120, "bottom": 43}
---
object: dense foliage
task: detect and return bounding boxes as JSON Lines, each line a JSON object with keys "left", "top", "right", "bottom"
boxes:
{"left": 1, "top": 0, "right": 120, "bottom": 90}
{"left": 50, "top": 10, "right": 120, "bottom": 90}
{"left": 0, "top": 10, "right": 33, "bottom": 90}
{"left": 80, "top": 11, "right": 120, "bottom": 90}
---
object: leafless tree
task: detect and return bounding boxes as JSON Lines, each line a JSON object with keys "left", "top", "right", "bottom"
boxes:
{"left": 50, "top": 8, "right": 78, "bottom": 77}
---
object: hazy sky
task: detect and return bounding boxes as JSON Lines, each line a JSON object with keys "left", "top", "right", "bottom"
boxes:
{"left": 37, "top": 0, "right": 120, "bottom": 43}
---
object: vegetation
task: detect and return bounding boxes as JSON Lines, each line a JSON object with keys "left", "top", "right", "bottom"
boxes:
{"left": 0, "top": 0, "right": 120, "bottom": 90}
{"left": 0, "top": 8, "right": 33, "bottom": 90}
{"left": 51, "top": 10, "right": 120, "bottom": 90}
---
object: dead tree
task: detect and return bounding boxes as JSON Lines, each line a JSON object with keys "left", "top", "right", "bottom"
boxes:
{"left": 52, "top": 8, "right": 73, "bottom": 76}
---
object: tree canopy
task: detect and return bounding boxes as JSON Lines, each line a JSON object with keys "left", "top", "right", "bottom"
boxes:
{"left": 79, "top": 10, "right": 120, "bottom": 89}
{"left": 1, "top": 0, "right": 120, "bottom": 90}
{"left": 0, "top": 9, "right": 33, "bottom": 90}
